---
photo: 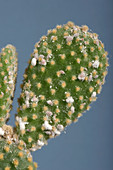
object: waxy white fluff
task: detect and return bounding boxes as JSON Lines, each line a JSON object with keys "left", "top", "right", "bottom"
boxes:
{"left": 16, "top": 117, "right": 29, "bottom": 130}
{"left": 92, "top": 60, "right": 99, "bottom": 68}
{"left": 0, "top": 128, "right": 4, "bottom": 136}
{"left": 43, "top": 121, "right": 52, "bottom": 130}
{"left": 66, "top": 96, "right": 74, "bottom": 103}
{"left": 91, "top": 91, "right": 96, "bottom": 98}
{"left": 31, "top": 58, "right": 37, "bottom": 66}
{"left": 78, "top": 71, "right": 86, "bottom": 81}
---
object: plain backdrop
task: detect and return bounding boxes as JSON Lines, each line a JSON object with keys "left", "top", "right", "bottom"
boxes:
{"left": 0, "top": 0, "right": 113, "bottom": 170}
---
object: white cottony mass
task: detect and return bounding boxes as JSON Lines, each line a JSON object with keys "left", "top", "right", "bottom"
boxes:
{"left": 16, "top": 117, "right": 29, "bottom": 130}
{"left": 66, "top": 96, "right": 74, "bottom": 103}
{"left": 92, "top": 60, "right": 99, "bottom": 68}
{"left": 0, "top": 128, "right": 4, "bottom": 136}
{"left": 43, "top": 121, "right": 52, "bottom": 130}
{"left": 31, "top": 58, "right": 37, "bottom": 66}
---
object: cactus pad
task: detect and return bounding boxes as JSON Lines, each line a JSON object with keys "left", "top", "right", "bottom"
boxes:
{"left": 0, "top": 138, "right": 38, "bottom": 170}
{"left": 0, "top": 45, "right": 18, "bottom": 127}
{"left": 16, "top": 22, "right": 108, "bottom": 151}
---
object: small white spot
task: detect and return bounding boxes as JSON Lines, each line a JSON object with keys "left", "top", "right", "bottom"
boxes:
{"left": 54, "top": 129, "right": 61, "bottom": 135}
{"left": 31, "top": 96, "right": 39, "bottom": 103}
{"left": 39, "top": 58, "right": 47, "bottom": 66}
{"left": 78, "top": 71, "right": 87, "bottom": 81}
{"left": 66, "top": 96, "right": 74, "bottom": 103}
{"left": 9, "top": 80, "right": 13, "bottom": 84}
{"left": 0, "top": 128, "right": 4, "bottom": 136}
{"left": 73, "top": 26, "right": 78, "bottom": 30}
{"left": 1, "top": 92, "right": 4, "bottom": 96}
{"left": 31, "top": 58, "right": 37, "bottom": 66}
{"left": 34, "top": 53, "right": 38, "bottom": 59}
{"left": 7, "top": 86, "right": 10, "bottom": 91}
{"left": 91, "top": 92, "right": 96, "bottom": 98}
{"left": 4, "top": 76, "right": 7, "bottom": 80}
{"left": 94, "top": 75, "right": 99, "bottom": 79}
{"left": 37, "top": 140, "right": 44, "bottom": 147}
{"left": 64, "top": 35, "right": 73, "bottom": 42}
{"left": 45, "top": 131, "right": 51, "bottom": 135}
{"left": 73, "top": 33, "right": 79, "bottom": 37}
{"left": 46, "top": 111, "right": 53, "bottom": 117}
{"left": 94, "top": 40, "right": 99, "bottom": 46}
{"left": 25, "top": 100, "right": 30, "bottom": 108}
{"left": 57, "top": 124, "right": 64, "bottom": 131}
{"left": 47, "top": 54, "right": 52, "bottom": 62}
{"left": 81, "top": 45, "right": 86, "bottom": 53}
{"left": 47, "top": 100, "right": 53, "bottom": 106}
{"left": 92, "top": 60, "right": 99, "bottom": 68}
{"left": 59, "top": 70, "right": 65, "bottom": 74}
{"left": 43, "top": 121, "right": 52, "bottom": 130}
{"left": 25, "top": 91, "right": 29, "bottom": 95}
{"left": 16, "top": 117, "right": 29, "bottom": 130}
{"left": 71, "top": 106, "right": 75, "bottom": 113}
{"left": 88, "top": 74, "right": 93, "bottom": 82}
{"left": 38, "top": 54, "right": 44, "bottom": 59}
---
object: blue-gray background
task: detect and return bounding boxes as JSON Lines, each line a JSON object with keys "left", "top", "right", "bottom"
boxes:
{"left": 0, "top": 0, "right": 113, "bottom": 170}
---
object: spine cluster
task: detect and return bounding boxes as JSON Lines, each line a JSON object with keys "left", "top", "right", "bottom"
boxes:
{"left": 0, "top": 45, "right": 18, "bottom": 127}
{"left": 15, "top": 22, "right": 108, "bottom": 151}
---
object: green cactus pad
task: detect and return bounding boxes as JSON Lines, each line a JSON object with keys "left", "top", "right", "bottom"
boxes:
{"left": 0, "top": 45, "right": 18, "bottom": 127}
{"left": 0, "top": 138, "right": 38, "bottom": 170}
{"left": 16, "top": 22, "right": 108, "bottom": 151}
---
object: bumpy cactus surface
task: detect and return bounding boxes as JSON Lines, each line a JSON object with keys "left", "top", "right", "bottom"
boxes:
{"left": 0, "top": 45, "right": 18, "bottom": 127}
{"left": 15, "top": 21, "right": 108, "bottom": 151}
{"left": 0, "top": 138, "right": 37, "bottom": 170}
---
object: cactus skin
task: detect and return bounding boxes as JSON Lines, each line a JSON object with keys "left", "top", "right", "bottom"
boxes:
{"left": 0, "top": 138, "right": 38, "bottom": 170}
{"left": 0, "top": 45, "right": 18, "bottom": 127}
{"left": 16, "top": 22, "right": 108, "bottom": 151}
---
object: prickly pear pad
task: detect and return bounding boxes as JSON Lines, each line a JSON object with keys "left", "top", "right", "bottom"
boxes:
{"left": 16, "top": 22, "right": 108, "bottom": 151}
{"left": 0, "top": 45, "right": 18, "bottom": 126}
{"left": 0, "top": 138, "right": 37, "bottom": 170}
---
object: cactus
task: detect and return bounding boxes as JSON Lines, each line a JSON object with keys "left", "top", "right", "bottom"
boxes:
{"left": 0, "top": 22, "right": 109, "bottom": 169}
{"left": 0, "top": 45, "right": 18, "bottom": 127}
{"left": 0, "top": 138, "right": 38, "bottom": 170}
{"left": 15, "top": 21, "right": 108, "bottom": 151}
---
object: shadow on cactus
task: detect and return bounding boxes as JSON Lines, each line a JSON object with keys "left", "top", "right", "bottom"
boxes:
{"left": 0, "top": 21, "right": 109, "bottom": 169}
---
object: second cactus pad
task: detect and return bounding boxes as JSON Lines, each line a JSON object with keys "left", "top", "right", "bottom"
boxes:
{"left": 0, "top": 45, "right": 18, "bottom": 127}
{"left": 0, "top": 138, "right": 37, "bottom": 170}
{"left": 16, "top": 22, "right": 108, "bottom": 150}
